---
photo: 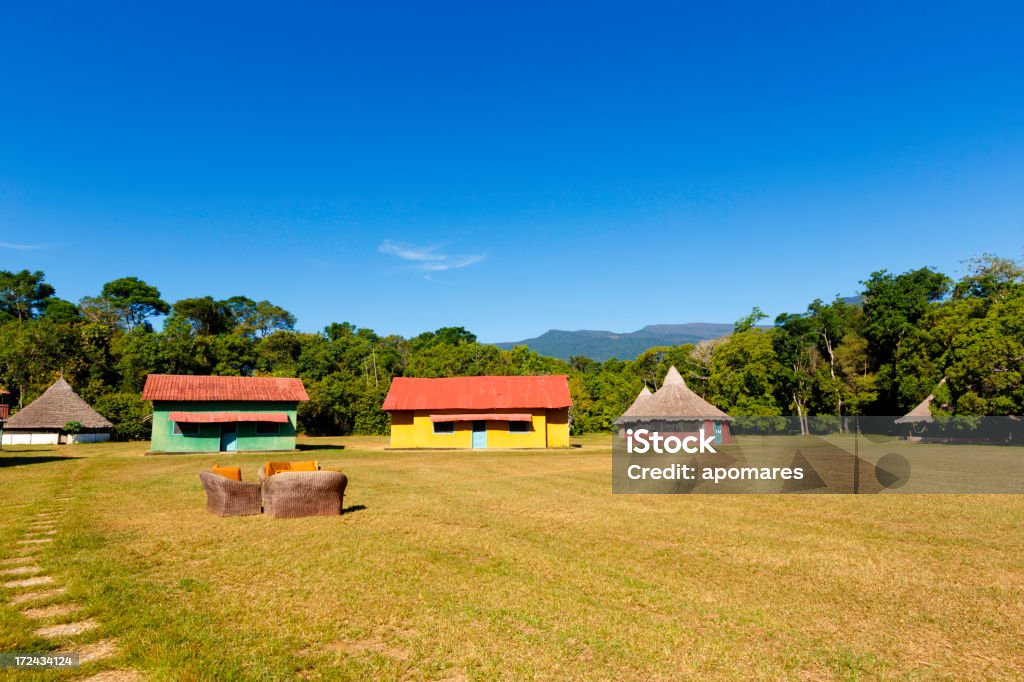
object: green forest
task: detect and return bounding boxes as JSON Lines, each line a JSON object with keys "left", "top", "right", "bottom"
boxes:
{"left": 1, "top": 253, "right": 1022, "bottom": 440}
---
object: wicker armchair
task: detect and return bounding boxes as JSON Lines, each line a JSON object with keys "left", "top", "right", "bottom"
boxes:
{"left": 261, "top": 471, "right": 348, "bottom": 519}
{"left": 199, "top": 471, "right": 262, "bottom": 516}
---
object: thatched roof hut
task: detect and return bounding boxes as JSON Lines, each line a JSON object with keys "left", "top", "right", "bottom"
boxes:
{"left": 614, "top": 366, "right": 733, "bottom": 424}
{"left": 618, "top": 386, "right": 653, "bottom": 421}
{"left": 895, "top": 379, "right": 945, "bottom": 425}
{"left": 3, "top": 378, "right": 112, "bottom": 445}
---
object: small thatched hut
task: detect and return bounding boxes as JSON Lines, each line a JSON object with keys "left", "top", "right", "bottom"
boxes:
{"left": 2, "top": 378, "right": 113, "bottom": 445}
{"left": 895, "top": 379, "right": 944, "bottom": 440}
{"left": 614, "top": 366, "right": 733, "bottom": 445}
{"left": 619, "top": 386, "right": 653, "bottom": 421}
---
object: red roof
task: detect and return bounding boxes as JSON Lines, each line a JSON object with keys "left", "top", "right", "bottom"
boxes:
{"left": 169, "top": 412, "right": 290, "bottom": 423}
{"left": 430, "top": 413, "right": 533, "bottom": 422}
{"left": 382, "top": 375, "right": 571, "bottom": 411}
{"left": 142, "top": 375, "right": 308, "bottom": 402}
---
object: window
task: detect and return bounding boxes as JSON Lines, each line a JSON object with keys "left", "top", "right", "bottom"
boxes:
{"left": 172, "top": 422, "right": 200, "bottom": 436}
{"left": 256, "top": 422, "right": 280, "bottom": 435}
{"left": 509, "top": 421, "right": 531, "bottom": 433}
{"left": 433, "top": 421, "right": 455, "bottom": 434}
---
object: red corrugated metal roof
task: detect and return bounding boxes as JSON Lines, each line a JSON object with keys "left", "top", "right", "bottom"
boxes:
{"left": 382, "top": 376, "right": 571, "bottom": 411}
{"left": 169, "top": 411, "right": 289, "bottom": 423}
{"left": 430, "top": 413, "right": 533, "bottom": 422}
{"left": 143, "top": 375, "right": 309, "bottom": 402}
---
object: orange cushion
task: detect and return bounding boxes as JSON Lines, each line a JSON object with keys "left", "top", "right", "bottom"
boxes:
{"left": 264, "top": 460, "right": 319, "bottom": 476}
{"left": 288, "top": 460, "right": 319, "bottom": 472}
{"left": 212, "top": 466, "right": 242, "bottom": 482}
{"left": 266, "top": 462, "right": 289, "bottom": 476}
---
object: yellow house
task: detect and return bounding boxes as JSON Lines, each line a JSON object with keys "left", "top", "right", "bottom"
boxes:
{"left": 382, "top": 375, "right": 572, "bottom": 449}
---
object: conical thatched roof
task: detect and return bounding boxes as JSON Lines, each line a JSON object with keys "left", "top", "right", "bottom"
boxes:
{"left": 895, "top": 379, "right": 945, "bottom": 424}
{"left": 4, "top": 378, "right": 113, "bottom": 430}
{"left": 617, "top": 386, "right": 653, "bottom": 420}
{"left": 614, "top": 366, "right": 733, "bottom": 423}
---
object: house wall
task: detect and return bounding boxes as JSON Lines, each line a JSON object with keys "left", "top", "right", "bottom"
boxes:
{"left": 389, "top": 408, "right": 571, "bottom": 449}
{"left": 68, "top": 432, "right": 111, "bottom": 444}
{"left": 2, "top": 431, "right": 60, "bottom": 445}
{"left": 545, "top": 407, "right": 571, "bottom": 448}
{"left": 150, "top": 401, "right": 298, "bottom": 453}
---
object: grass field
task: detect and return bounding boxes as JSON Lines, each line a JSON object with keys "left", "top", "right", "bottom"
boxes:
{"left": 1, "top": 435, "right": 1022, "bottom": 680}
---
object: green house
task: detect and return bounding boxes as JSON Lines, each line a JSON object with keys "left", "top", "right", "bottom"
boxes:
{"left": 142, "top": 375, "right": 309, "bottom": 454}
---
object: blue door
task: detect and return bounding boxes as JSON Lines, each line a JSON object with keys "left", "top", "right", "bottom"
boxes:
{"left": 220, "top": 423, "right": 238, "bottom": 452}
{"left": 472, "top": 421, "right": 487, "bottom": 449}
{"left": 713, "top": 422, "right": 723, "bottom": 445}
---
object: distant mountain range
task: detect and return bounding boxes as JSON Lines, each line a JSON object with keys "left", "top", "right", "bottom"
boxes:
{"left": 493, "top": 323, "right": 741, "bottom": 361}
{"left": 493, "top": 298, "right": 864, "bottom": 361}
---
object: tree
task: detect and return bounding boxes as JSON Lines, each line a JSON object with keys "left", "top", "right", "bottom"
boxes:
{"left": 114, "top": 327, "right": 163, "bottom": 392}
{"left": 832, "top": 332, "right": 877, "bottom": 416}
{"left": 0, "top": 270, "right": 56, "bottom": 320}
{"left": 952, "top": 253, "right": 1024, "bottom": 302}
{"left": 631, "top": 344, "right": 702, "bottom": 393}
{"left": 409, "top": 326, "right": 477, "bottom": 350}
{"left": 324, "top": 322, "right": 357, "bottom": 341}
{"left": 78, "top": 296, "right": 121, "bottom": 328}
{"left": 944, "top": 290, "right": 1024, "bottom": 415}
{"left": 862, "top": 267, "right": 951, "bottom": 411}
{"left": 862, "top": 268, "right": 951, "bottom": 362}
{"left": 708, "top": 329, "right": 783, "bottom": 416}
{"left": 40, "top": 298, "right": 82, "bottom": 324}
{"left": 773, "top": 312, "right": 818, "bottom": 433}
{"left": 94, "top": 392, "right": 152, "bottom": 441}
{"left": 806, "top": 298, "right": 855, "bottom": 416}
{"left": 734, "top": 307, "right": 767, "bottom": 333}
{"left": 0, "top": 320, "right": 81, "bottom": 407}
{"left": 99, "top": 277, "right": 170, "bottom": 330}
{"left": 225, "top": 296, "right": 297, "bottom": 338}
{"left": 171, "top": 297, "right": 234, "bottom": 335}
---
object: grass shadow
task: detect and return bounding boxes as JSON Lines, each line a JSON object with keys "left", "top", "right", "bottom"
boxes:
{"left": 0, "top": 455, "right": 82, "bottom": 468}
{"left": 297, "top": 443, "right": 346, "bottom": 451}
{"left": 341, "top": 504, "right": 367, "bottom": 515}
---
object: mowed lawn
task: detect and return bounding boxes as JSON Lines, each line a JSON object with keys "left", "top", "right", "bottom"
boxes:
{"left": 1, "top": 436, "right": 1022, "bottom": 681}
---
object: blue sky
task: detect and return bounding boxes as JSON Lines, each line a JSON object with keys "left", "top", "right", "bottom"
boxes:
{"left": 1, "top": 1, "right": 1022, "bottom": 342}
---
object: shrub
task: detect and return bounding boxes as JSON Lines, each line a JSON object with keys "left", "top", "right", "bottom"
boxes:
{"left": 95, "top": 392, "right": 152, "bottom": 441}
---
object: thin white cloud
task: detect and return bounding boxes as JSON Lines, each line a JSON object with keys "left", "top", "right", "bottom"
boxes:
{"left": 379, "top": 240, "right": 445, "bottom": 262}
{"left": 379, "top": 240, "right": 485, "bottom": 272}
{"left": 0, "top": 241, "right": 44, "bottom": 250}
{"left": 417, "top": 254, "right": 486, "bottom": 271}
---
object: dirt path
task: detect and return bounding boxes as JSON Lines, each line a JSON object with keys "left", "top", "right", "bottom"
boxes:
{"left": 1, "top": 468, "right": 142, "bottom": 680}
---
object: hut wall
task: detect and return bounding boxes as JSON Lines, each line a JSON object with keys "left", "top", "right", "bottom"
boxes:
{"left": 389, "top": 409, "right": 567, "bottom": 449}
{"left": 544, "top": 407, "right": 570, "bottom": 448}
{"left": 3, "top": 431, "right": 60, "bottom": 445}
{"left": 67, "top": 432, "right": 111, "bottom": 444}
{"left": 150, "top": 400, "right": 298, "bottom": 453}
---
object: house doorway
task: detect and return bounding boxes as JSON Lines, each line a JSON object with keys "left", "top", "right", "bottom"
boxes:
{"left": 220, "top": 423, "right": 238, "bottom": 452}
{"left": 471, "top": 421, "right": 487, "bottom": 449}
